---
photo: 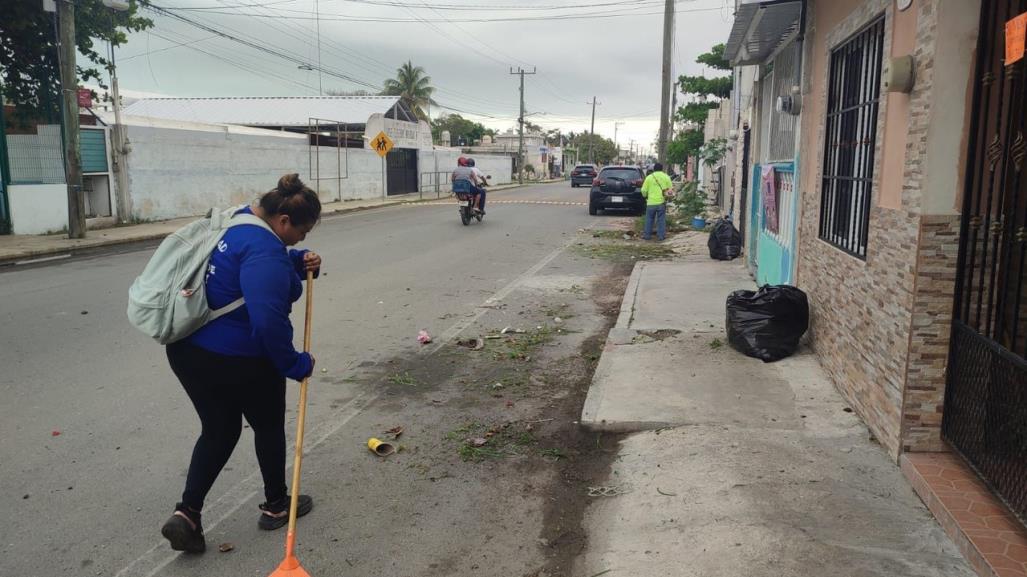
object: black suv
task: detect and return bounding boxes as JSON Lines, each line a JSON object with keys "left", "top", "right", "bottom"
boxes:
{"left": 588, "top": 166, "right": 646, "bottom": 215}
{"left": 570, "top": 164, "right": 598, "bottom": 187}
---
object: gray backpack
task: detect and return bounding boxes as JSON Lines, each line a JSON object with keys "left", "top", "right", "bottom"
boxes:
{"left": 127, "top": 205, "right": 276, "bottom": 344}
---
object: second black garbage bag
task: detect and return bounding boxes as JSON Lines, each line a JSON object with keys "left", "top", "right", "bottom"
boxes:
{"left": 726, "top": 285, "right": 809, "bottom": 362}
{"left": 708, "top": 218, "right": 742, "bottom": 261}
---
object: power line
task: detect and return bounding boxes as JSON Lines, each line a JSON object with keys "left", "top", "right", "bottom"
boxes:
{"left": 155, "top": 4, "right": 724, "bottom": 23}
{"left": 167, "top": 0, "right": 670, "bottom": 12}
{"left": 145, "top": 2, "right": 383, "bottom": 90}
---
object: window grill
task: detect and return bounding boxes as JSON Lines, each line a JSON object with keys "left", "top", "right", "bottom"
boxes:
{"left": 768, "top": 41, "right": 799, "bottom": 162}
{"left": 818, "top": 17, "right": 885, "bottom": 258}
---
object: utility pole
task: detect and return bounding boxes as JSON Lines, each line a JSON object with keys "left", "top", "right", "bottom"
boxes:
{"left": 510, "top": 67, "right": 536, "bottom": 184}
{"left": 657, "top": 0, "right": 674, "bottom": 164}
{"left": 587, "top": 96, "right": 599, "bottom": 164}
{"left": 614, "top": 121, "right": 624, "bottom": 162}
{"left": 58, "top": 0, "right": 86, "bottom": 239}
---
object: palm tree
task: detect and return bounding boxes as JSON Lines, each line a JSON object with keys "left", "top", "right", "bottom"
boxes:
{"left": 381, "top": 61, "right": 437, "bottom": 121}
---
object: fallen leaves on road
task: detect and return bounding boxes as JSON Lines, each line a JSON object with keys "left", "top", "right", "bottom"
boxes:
{"left": 385, "top": 426, "right": 404, "bottom": 439}
{"left": 218, "top": 543, "right": 234, "bottom": 553}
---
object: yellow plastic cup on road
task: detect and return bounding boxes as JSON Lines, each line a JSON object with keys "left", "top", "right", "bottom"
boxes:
{"left": 367, "top": 437, "right": 395, "bottom": 456}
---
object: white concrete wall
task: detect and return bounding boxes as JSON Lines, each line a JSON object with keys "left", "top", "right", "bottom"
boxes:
{"left": 9, "top": 184, "right": 67, "bottom": 235}
{"left": 122, "top": 117, "right": 513, "bottom": 221}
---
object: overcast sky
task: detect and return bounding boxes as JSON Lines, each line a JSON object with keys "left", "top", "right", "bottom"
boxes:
{"left": 112, "top": 0, "right": 734, "bottom": 154}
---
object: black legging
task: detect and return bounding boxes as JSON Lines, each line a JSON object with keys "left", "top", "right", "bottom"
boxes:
{"left": 166, "top": 341, "right": 287, "bottom": 512}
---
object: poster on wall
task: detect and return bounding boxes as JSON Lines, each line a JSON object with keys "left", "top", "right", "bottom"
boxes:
{"left": 1007, "top": 13, "right": 1027, "bottom": 66}
{"left": 762, "top": 165, "right": 779, "bottom": 234}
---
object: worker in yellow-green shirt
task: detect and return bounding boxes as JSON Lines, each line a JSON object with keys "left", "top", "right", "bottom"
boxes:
{"left": 640, "top": 162, "right": 673, "bottom": 241}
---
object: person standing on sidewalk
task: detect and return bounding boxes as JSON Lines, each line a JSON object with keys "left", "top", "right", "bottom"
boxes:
{"left": 160, "top": 174, "right": 322, "bottom": 554}
{"left": 641, "top": 162, "right": 673, "bottom": 241}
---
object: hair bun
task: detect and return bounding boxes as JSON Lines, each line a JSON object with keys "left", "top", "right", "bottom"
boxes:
{"left": 278, "top": 173, "right": 305, "bottom": 196}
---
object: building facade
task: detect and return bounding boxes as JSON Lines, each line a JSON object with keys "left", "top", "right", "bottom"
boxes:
{"left": 727, "top": 0, "right": 1027, "bottom": 564}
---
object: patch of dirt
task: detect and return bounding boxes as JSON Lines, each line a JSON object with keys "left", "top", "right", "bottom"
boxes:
{"left": 527, "top": 264, "right": 632, "bottom": 577}
{"left": 330, "top": 261, "right": 634, "bottom": 576}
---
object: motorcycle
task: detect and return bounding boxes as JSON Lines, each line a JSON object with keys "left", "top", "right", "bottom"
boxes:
{"left": 453, "top": 176, "right": 490, "bottom": 226}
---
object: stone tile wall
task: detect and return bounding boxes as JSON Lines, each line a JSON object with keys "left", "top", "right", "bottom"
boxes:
{"left": 797, "top": 0, "right": 961, "bottom": 459}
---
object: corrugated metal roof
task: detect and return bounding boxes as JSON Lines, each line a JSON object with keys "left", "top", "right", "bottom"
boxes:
{"left": 122, "top": 96, "right": 403, "bottom": 127}
{"left": 725, "top": 0, "right": 802, "bottom": 66}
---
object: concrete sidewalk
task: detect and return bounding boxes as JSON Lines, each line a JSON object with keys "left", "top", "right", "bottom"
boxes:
{"left": 577, "top": 236, "right": 974, "bottom": 576}
{"left": 0, "top": 182, "right": 537, "bottom": 265}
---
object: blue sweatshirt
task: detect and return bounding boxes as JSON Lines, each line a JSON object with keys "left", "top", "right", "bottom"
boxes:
{"left": 189, "top": 207, "right": 314, "bottom": 381}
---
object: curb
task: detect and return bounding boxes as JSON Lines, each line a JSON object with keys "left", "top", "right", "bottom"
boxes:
{"left": 0, "top": 182, "right": 537, "bottom": 267}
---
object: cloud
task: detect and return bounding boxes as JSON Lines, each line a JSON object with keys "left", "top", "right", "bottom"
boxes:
{"left": 114, "top": 0, "right": 733, "bottom": 152}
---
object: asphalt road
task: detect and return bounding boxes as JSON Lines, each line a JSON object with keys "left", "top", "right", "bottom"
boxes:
{"left": 0, "top": 181, "right": 621, "bottom": 577}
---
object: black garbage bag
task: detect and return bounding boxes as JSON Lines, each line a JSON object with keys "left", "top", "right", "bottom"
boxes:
{"left": 726, "top": 285, "right": 809, "bottom": 362}
{"left": 708, "top": 219, "right": 742, "bottom": 260}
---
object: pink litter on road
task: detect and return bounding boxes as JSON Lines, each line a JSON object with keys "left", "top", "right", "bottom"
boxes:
{"left": 51, "top": 430, "right": 61, "bottom": 436}
{"left": 417, "top": 330, "right": 432, "bottom": 344}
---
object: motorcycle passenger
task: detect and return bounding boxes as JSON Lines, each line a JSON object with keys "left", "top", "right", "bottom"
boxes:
{"left": 467, "top": 158, "right": 487, "bottom": 215}
{"left": 452, "top": 157, "right": 482, "bottom": 213}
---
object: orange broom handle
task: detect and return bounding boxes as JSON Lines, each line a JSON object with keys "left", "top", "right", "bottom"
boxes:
{"left": 284, "top": 269, "right": 315, "bottom": 558}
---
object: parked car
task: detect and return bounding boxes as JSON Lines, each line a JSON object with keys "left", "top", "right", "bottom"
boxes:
{"left": 588, "top": 165, "right": 646, "bottom": 215}
{"left": 570, "top": 164, "right": 598, "bottom": 187}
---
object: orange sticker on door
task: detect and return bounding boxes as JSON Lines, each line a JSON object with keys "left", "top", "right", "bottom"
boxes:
{"left": 1007, "top": 13, "right": 1027, "bottom": 65}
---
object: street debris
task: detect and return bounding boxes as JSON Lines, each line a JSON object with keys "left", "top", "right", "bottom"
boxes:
{"left": 384, "top": 426, "right": 404, "bottom": 440}
{"left": 587, "top": 485, "right": 632, "bottom": 497}
{"left": 321, "top": 368, "right": 328, "bottom": 373}
{"left": 500, "top": 326, "right": 526, "bottom": 335}
{"left": 491, "top": 382, "right": 504, "bottom": 389}
{"left": 367, "top": 437, "right": 396, "bottom": 456}
{"left": 51, "top": 430, "right": 61, "bottom": 437}
{"left": 553, "top": 317, "right": 563, "bottom": 324}
{"left": 417, "top": 330, "right": 432, "bottom": 344}
{"left": 656, "top": 487, "right": 678, "bottom": 497}
{"left": 470, "top": 437, "right": 488, "bottom": 447}
{"left": 218, "top": 543, "right": 235, "bottom": 553}
{"left": 456, "top": 337, "right": 484, "bottom": 350}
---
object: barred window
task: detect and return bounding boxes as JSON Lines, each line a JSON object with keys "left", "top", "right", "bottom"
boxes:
{"left": 819, "top": 17, "right": 885, "bottom": 258}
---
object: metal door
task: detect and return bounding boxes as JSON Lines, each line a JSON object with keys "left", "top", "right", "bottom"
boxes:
{"left": 386, "top": 148, "right": 418, "bottom": 196}
{"left": 943, "top": 0, "right": 1027, "bottom": 526}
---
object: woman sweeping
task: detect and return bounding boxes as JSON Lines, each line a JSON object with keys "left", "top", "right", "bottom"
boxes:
{"left": 161, "top": 174, "right": 322, "bottom": 554}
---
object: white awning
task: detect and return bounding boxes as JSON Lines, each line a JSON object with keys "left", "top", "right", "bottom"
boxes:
{"left": 725, "top": 0, "right": 803, "bottom": 66}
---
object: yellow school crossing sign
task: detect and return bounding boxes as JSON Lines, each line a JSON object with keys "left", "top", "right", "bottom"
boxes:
{"left": 371, "top": 131, "right": 394, "bottom": 157}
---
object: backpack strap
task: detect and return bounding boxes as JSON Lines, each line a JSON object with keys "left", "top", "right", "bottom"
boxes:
{"left": 227, "top": 211, "right": 280, "bottom": 240}
{"left": 209, "top": 297, "right": 246, "bottom": 320}
{"left": 206, "top": 208, "right": 277, "bottom": 320}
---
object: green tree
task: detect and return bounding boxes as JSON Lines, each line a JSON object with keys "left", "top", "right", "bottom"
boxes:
{"left": 667, "top": 130, "right": 704, "bottom": 166}
{"left": 695, "top": 43, "right": 730, "bottom": 69}
{"left": 326, "top": 88, "right": 375, "bottom": 96}
{"left": 571, "top": 133, "right": 617, "bottom": 164}
{"left": 1, "top": 0, "right": 152, "bottom": 119}
{"left": 672, "top": 43, "right": 731, "bottom": 169}
{"left": 431, "top": 113, "right": 490, "bottom": 145}
{"left": 381, "top": 61, "right": 437, "bottom": 120}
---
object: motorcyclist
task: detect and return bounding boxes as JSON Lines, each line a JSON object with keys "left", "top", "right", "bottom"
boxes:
{"left": 467, "top": 158, "right": 488, "bottom": 215}
{"left": 451, "top": 157, "right": 481, "bottom": 213}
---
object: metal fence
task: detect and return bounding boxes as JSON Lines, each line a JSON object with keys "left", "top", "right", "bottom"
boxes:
{"left": 419, "top": 171, "right": 451, "bottom": 200}
{"left": 307, "top": 117, "right": 350, "bottom": 201}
